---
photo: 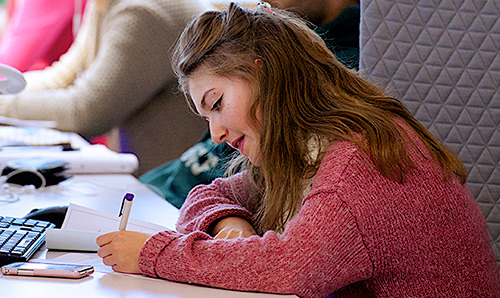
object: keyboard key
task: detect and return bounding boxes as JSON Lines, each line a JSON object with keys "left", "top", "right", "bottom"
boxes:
{"left": 0, "top": 217, "right": 15, "bottom": 223}
{"left": 35, "top": 222, "right": 52, "bottom": 228}
{"left": 23, "top": 220, "right": 38, "bottom": 227}
{"left": 12, "top": 219, "right": 26, "bottom": 226}
{"left": 10, "top": 249, "right": 24, "bottom": 256}
{"left": 16, "top": 239, "right": 32, "bottom": 249}
{"left": 30, "top": 227, "right": 45, "bottom": 233}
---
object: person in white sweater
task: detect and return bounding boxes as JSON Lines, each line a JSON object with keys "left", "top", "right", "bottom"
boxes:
{"left": 0, "top": 0, "right": 209, "bottom": 175}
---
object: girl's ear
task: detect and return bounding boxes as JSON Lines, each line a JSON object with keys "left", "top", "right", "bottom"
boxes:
{"left": 254, "top": 58, "right": 264, "bottom": 68}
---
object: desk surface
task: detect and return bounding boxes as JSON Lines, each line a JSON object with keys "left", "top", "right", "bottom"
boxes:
{"left": 0, "top": 174, "right": 297, "bottom": 298}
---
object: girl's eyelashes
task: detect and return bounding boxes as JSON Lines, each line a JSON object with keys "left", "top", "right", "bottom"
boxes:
{"left": 211, "top": 95, "right": 223, "bottom": 111}
{"left": 198, "top": 95, "right": 222, "bottom": 121}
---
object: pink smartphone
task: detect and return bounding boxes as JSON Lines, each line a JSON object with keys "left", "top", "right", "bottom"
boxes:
{"left": 1, "top": 262, "right": 94, "bottom": 279}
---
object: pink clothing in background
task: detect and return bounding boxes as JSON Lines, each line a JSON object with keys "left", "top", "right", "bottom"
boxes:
{"left": 138, "top": 128, "right": 500, "bottom": 297}
{"left": 0, "top": 0, "right": 87, "bottom": 72}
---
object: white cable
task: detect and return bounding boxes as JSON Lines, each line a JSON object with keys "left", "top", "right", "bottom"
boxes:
{"left": 0, "top": 167, "right": 47, "bottom": 202}
{"left": 0, "top": 183, "right": 19, "bottom": 202}
{"left": 3, "top": 167, "right": 47, "bottom": 189}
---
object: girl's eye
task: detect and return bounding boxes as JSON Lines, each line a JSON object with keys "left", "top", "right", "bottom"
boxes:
{"left": 211, "top": 96, "right": 222, "bottom": 111}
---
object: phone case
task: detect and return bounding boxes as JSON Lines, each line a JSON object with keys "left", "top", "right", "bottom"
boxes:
{"left": 1, "top": 262, "right": 94, "bottom": 279}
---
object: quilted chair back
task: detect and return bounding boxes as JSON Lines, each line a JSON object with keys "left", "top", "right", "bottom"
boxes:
{"left": 359, "top": 0, "right": 500, "bottom": 269}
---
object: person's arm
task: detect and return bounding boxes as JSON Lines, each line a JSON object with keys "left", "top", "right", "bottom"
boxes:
{"left": 210, "top": 216, "right": 257, "bottom": 239}
{"left": 139, "top": 188, "right": 372, "bottom": 297}
{"left": 18, "top": 0, "right": 96, "bottom": 92}
{"left": 98, "top": 179, "right": 371, "bottom": 296}
{"left": 0, "top": 1, "right": 193, "bottom": 137}
{"left": 97, "top": 170, "right": 258, "bottom": 274}
{"left": 0, "top": 0, "right": 77, "bottom": 71}
{"left": 175, "top": 171, "right": 257, "bottom": 235}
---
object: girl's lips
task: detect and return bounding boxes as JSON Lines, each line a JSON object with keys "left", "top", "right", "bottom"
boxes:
{"left": 231, "top": 136, "right": 244, "bottom": 150}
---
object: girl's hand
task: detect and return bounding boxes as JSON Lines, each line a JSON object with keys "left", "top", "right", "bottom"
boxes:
{"left": 96, "top": 230, "right": 151, "bottom": 274}
{"left": 211, "top": 217, "right": 257, "bottom": 239}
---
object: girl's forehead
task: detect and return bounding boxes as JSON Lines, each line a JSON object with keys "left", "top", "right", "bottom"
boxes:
{"left": 187, "top": 69, "right": 218, "bottom": 88}
{"left": 189, "top": 72, "right": 241, "bottom": 89}
{"left": 187, "top": 72, "right": 215, "bottom": 94}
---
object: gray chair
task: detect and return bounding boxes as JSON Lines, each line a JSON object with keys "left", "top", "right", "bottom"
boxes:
{"left": 359, "top": 0, "right": 500, "bottom": 269}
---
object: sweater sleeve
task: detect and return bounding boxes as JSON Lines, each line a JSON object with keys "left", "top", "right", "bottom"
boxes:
{"left": 176, "top": 172, "right": 256, "bottom": 234}
{"left": 0, "top": 1, "right": 187, "bottom": 137}
{"left": 0, "top": 0, "right": 77, "bottom": 72}
{"left": 139, "top": 181, "right": 373, "bottom": 298}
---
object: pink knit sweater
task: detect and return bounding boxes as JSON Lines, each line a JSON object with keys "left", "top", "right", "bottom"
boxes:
{"left": 139, "top": 132, "right": 500, "bottom": 297}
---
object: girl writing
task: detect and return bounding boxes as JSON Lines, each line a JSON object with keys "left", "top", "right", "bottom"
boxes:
{"left": 97, "top": 3, "right": 500, "bottom": 297}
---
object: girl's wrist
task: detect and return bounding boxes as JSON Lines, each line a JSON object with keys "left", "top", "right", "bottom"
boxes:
{"left": 209, "top": 216, "right": 255, "bottom": 236}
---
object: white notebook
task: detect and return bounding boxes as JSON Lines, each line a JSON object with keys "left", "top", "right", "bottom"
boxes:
{"left": 46, "top": 203, "right": 168, "bottom": 252}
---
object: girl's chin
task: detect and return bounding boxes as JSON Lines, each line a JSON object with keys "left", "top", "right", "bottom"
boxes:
{"left": 247, "top": 155, "right": 262, "bottom": 166}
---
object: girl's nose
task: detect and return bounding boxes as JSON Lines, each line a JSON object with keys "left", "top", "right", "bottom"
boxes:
{"left": 209, "top": 119, "right": 228, "bottom": 144}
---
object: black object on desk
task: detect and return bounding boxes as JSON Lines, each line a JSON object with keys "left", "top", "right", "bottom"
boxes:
{"left": 1, "top": 157, "right": 71, "bottom": 188}
{"left": 0, "top": 216, "right": 55, "bottom": 266}
{"left": 24, "top": 206, "right": 68, "bottom": 229}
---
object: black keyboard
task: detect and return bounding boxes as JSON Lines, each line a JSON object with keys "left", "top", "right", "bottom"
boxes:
{"left": 0, "top": 216, "right": 55, "bottom": 266}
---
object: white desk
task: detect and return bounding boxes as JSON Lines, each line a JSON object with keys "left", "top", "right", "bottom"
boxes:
{"left": 0, "top": 174, "right": 297, "bottom": 298}
{"left": 1, "top": 174, "right": 179, "bottom": 227}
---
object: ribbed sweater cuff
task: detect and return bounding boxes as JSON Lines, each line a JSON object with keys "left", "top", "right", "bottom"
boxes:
{"left": 138, "top": 231, "right": 179, "bottom": 277}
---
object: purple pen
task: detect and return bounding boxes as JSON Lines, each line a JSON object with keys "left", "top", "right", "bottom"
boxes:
{"left": 118, "top": 193, "right": 134, "bottom": 230}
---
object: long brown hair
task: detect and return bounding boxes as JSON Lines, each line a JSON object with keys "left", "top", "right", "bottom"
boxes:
{"left": 172, "top": 3, "right": 466, "bottom": 233}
